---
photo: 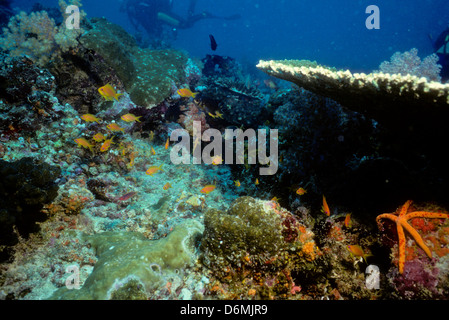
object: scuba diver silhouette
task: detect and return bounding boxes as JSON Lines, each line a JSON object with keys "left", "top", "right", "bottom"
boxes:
{"left": 433, "top": 26, "right": 449, "bottom": 82}
{"left": 124, "top": 0, "right": 240, "bottom": 42}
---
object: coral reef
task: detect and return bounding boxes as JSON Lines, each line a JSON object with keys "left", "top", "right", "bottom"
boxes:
{"left": 0, "top": 5, "right": 83, "bottom": 67}
{"left": 257, "top": 59, "right": 449, "bottom": 212}
{"left": 79, "top": 18, "right": 191, "bottom": 108}
{"left": 0, "top": 157, "right": 61, "bottom": 261}
{"left": 50, "top": 219, "right": 203, "bottom": 299}
{"left": 256, "top": 59, "right": 449, "bottom": 132}
{"left": 199, "top": 54, "right": 267, "bottom": 129}
{"left": 201, "top": 196, "right": 323, "bottom": 299}
{"left": 0, "top": 4, "right": 448, "bottom": 301}
{"left": 377, "top": 201, "right": 449, "bottom": 299}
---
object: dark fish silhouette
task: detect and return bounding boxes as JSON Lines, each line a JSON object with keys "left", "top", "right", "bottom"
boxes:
{"left": 209, "top": 34, "right": 217, "bottom": 51}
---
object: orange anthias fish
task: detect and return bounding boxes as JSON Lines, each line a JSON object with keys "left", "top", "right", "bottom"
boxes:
{"left": 177, "top": 88, "right": 198, "bottom": 98}
{"left": 92, "top": 132, "right": 106, "bottom": 142}
{"left": 100, "top": 136, "right": 114, "bottom": 152}
{"left": 163, "top": 182, "right": 172, "bottom": 190}
{"left": 234, "top": 180, "right": 241, "bottom": 187}
{"left": 347, "top": 245, "right": 372, "bottom": 263}
{"left": 150, "top": 146, "right": 156, "bottom": 155}
{"left": 344, "top": 213, "right": 352, "bottom": 228}
{"left": 98, "top": 84, "right": 123, "bottom": 101}
{"left": 165, "top": 138, "right": 169, "bottom": 149}
{"left": 201, "top": 184, "right": 216, "bottom": 194}
{"left": 296, "top": 187, "right": 307, "bottom": 195}
{"left": 81, "top": 114, "right": 101, "bottom": 123}
{"left": 322, "top": 195, "right": 330, "bottom": 216}
{"left": 255, "top": 178, "right": 259, "bottom": 185}
{"left": 121, "top": 113, "right": 142, "bottom": 122}
{"left": 75, "top": 138, "right": 94, "bottom": 152}
{"left": 107, "top": 123, "right": 125, "bottom": 133}
{"left": 146, "top": 164, "right": 163, "bottom": 176}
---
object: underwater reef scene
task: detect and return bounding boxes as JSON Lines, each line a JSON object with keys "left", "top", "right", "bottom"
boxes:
{"left": 2, "top": 0, "right": 449, "bottom": 302}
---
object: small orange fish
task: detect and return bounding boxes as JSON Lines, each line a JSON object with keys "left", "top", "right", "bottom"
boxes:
{"left": 234, "top": 180, "right": 241, "bottom": 187}
{"left": 200, "top": 184, "right": 216, "bottom": 194}
{"left": 255, "top": 178, "right": 259, "bottom": 185}
{"left": 146, "top": 164, "right": 163, "bottom": 176}
{"left": 165, "top": 138, "right": 169, "bottom": 150}
{"left": 322, "top": 195, "right": 330, "bottom": 216}
{"left": 344, "top": 213, "right": 352, "bottom": 228}
{"left": 92, "top": 132, "right": 106, "bottom": 142}
{"left": 100, "top": 136, "right": 114, "bottom": 152}
{"left": 75, "top": 138, "right": 94, "bottom": 152}
{"left": 296, "top": 187, "right": 307, "bottom": 195}
{"left": 121, "top": 113, "right": 142, "bottom": 122}
{"left": 163, "top": 182, "right": 172, "bottom": 190}
{"left": 177, "top": 88, "right": 198, "bottom": 98}
{"left": 107, "top": 123, "right": 125, "bottom": 133}
{"left": 347, "top": 245, "right": 372, "bottom": 263}
{"left": 211, "top": 155, "right": 222, "bottom": 165}
{"left": 98, "top": 84, "right": 123, "bottom": 101}
{"left": 150, "top": 146, "right": 156, "bottom": 155}
{"left": 81, "top": 114, "right": 101, "bottom": 123}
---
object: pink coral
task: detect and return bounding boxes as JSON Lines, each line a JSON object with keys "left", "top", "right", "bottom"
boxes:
{"left": 377, "top": 48, "right": 442, "bottom": 82}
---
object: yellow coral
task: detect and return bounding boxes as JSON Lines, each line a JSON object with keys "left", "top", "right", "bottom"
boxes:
{"left": 301, "top": 241, "right": 317, "bottom": 262}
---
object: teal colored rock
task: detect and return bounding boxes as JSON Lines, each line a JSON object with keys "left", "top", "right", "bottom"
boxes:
{"left": 50, "top": 219, "right": 203, "bottom": 300}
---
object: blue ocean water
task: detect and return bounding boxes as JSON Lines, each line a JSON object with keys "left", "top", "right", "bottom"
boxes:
{"left": 10, "top": 0, "right": 449, "bottom": 71}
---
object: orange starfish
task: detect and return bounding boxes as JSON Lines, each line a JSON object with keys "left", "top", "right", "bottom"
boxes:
{"left": 376, "top": 200, "right": 449, "bottom": 274}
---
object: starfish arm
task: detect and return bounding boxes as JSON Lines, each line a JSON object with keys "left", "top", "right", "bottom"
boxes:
{"left": 405, "top": 211, "right": 449, "bottom": 220}
{"left": 400, "top": 200, "right": 413, "bottom": 216}
{"left": 401, "top": 220, "right": 432, "bottom": 258}
{"left": 376, "top": 213, "right": 398, "bottom": 223}
{"left": 376, "top": 213, "right": 399, "bottom": 231}
{"left": 397, "top": 224, "right": 406, "bottom": 274}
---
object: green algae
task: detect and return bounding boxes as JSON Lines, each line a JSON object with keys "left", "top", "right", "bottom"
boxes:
{"left": 50, "top": 219, "right": 203, "bottom": 300}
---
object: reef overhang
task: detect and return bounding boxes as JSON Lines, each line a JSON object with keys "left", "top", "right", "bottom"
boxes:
{"left": 256, "top": 59, "right": 449, "bottom": 132}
